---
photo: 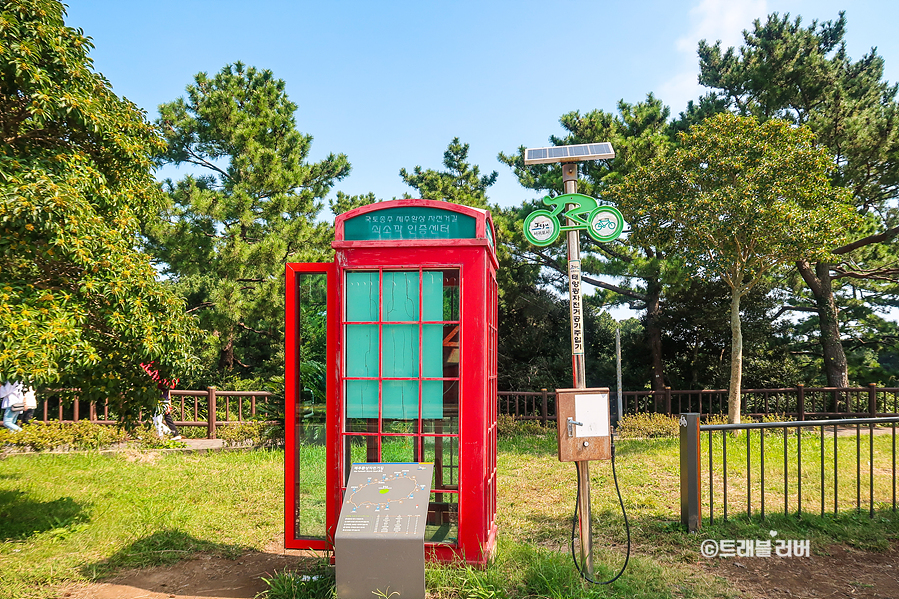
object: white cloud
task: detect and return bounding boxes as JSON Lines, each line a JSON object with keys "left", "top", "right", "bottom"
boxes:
{"left": 660, "top": 0, "right": 768, "bottom": 114}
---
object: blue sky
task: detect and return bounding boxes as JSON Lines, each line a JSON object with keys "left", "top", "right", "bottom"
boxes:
{"left": 66, "top": 0, "right": 899, "bottom": 213}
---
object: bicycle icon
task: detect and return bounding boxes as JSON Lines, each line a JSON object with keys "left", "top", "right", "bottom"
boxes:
{"left": 523, "top": 193, "right": 624, "bottom": 246}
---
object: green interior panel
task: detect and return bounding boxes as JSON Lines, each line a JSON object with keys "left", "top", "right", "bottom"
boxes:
{"left": 345, "top": 325, "right": 379, "bottom": 377}
{"left": 382, "top": 380, "right": 419, "bottom": 419}
{"left": 383, "top": 271, "right": 419, "bottom": 321}
{"left": 421, "top": 380, "right": 444, "bottom": 419}
{"left": 381, "top": 324, "right": 419, "bottom": 377}
{"left": 346, "top": 271, "right": 379, "bottom": 321}
{"left": 422, "top": 324, "right": 443, "bottom": 378}
{"left": 346, "top": 380, "right": 379, "bottom": 418}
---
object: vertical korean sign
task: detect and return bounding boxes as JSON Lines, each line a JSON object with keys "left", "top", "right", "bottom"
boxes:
{"left": 568, "top": 259, "right": 584, "bottom": 355}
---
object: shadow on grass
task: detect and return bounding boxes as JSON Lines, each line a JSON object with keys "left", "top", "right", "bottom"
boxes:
{"left": 0, "top": 489, "right": 90, "bottom": 541}
{"left": 82, "top": 528, "right": 252, "bottom": 577}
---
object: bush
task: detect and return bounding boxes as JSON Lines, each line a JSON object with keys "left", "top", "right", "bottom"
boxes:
{"left": 496, "top": 414, "right": 549, "bottom": 438}
{"left": 0, "top": 421, "right": 128, "bottom": 451}
{"left": 216, "top": 421, "right": 281, "bottom": 447}
{"left": 616, "top": 412, "right": 679, "bottom": 438}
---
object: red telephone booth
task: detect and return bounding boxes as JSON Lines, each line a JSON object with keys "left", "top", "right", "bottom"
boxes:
{"left": 285, "top": 199, "right": 499, "bottom": 565}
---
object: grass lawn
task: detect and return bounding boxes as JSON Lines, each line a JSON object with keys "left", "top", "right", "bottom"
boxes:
{"left": 1, "top": 429, "right": 898, "bottom": 599}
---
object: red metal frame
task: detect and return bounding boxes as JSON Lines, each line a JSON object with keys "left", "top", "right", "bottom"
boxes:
{"left": 286, "top": 200, "right": 498, "bottom": 564}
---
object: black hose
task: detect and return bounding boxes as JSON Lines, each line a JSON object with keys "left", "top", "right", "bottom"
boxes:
{"left": 569, "top": 442, "right": 630, "bottom": 584}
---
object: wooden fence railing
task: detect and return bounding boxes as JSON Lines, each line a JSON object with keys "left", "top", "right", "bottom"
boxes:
{"left": 37, "top": 387, "right": 275, "bottom": 439}
{"left": 31, "top": 385, "right": 899, "bottom": 438}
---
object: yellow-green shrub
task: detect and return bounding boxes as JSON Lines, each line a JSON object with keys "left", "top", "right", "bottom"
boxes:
{"left": 616, "top": 412, "right": 680, "bottom": 438}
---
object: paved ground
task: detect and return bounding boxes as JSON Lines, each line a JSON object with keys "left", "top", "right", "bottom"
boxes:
{"left": 179, "top": 438, "right": 228, "bottom": 450}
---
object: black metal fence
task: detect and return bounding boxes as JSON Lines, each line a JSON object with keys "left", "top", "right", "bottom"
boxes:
{"left": 625, "top": 384, "right": 899, "bottom": 419}
{"left": 499, "top": 385, "right": 899, "bottom": 424}
{"left": 679, "top": 414, "right": 899, "bottom": 532}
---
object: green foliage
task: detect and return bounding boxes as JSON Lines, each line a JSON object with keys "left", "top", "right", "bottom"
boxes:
{"left": 658, "top": 279, "right": 801, "bottom": 389}
{"left": 0, "top": 420, "right": 191, "bottom": 451}
{"left": 400, "top": 137, "right": 497, "bottom": 209}
{"left": 148, "top": 62, "right": 350, "bottom": 385}
{"left": 499, "top": 95, "right": 681, "bottom": 391}
{"left": 616, "top": 113, "right": 855, "bottom": 290}
{"left": 257, "top": 563, "right": 335, "bottom": 599}
{"left": 0, "top": 421, "right": 127, "bottom": 452}
{"left": 615, "top": 113, "right": 857, "bottom": 420}
{"left": 216, "top": 421, "right": 281, "bottom": 447}
{"left": 697, "top": 11, "right": 899, "bottom": 386}
{"left": 616, "top": 412, "right": 680, "bottom": 438}
{"left": 496, "top": 414, "right": 548, "bottom": 438}
{"left": 0, "top": 0, "right": 200, "bottom": 423}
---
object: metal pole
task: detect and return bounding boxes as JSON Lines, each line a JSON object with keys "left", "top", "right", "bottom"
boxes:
{"left": 616, "top": 327, "right": 623, "bottom": 426}
{"left": 563, "top": 162, "right": 593, "bottom": 576}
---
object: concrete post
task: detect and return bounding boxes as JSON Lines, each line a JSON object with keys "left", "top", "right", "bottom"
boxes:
{"left": 679, "top": 413, "right": 701, "bottom": 532}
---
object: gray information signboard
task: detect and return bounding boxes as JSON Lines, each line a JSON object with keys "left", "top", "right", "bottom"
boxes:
{"left": 335, "top": 462, "right": 434, "bottom": 599}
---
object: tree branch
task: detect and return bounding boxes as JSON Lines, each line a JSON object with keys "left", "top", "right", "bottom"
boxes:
{"left": 580, "top": 274, "right": 646, "bottom": 301}
{"left": 238, "top": 321, "right": 274, "bottom": 338}
{"left": 831, "top": 266, "right": 899, "bottom": 282}
{"left": 772, "top": 305, "right": 819, "bottom": 320}
{"left": 185, "top": 302, "right": 214, "bottom": 314}
{"left": 832, "top": 225, "right": 899, "bottom": 255}
{"left": 796, "top": 259, "right": 823, "bottom": 297}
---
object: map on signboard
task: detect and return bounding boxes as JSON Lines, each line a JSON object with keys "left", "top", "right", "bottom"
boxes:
{"left": 337, "top": 463, "right": 434, "bottom": 537}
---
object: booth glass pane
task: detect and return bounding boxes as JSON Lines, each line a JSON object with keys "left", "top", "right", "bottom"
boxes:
{"left": 441, "top": 324, "right": 460, "bottom": 379}
{"left": 381, "top": 435, "right": 418, "bottom": 462}
{"left": 420, "top": 380, "right": 444, "bottom": 420}
{"left": 381, "top": 380, "right": 419, "bottom": 419}
{"left": 382, "top": 325, "right": 418, "bottom": 377}
{"left": 345, "top": 325, "right": 379, "bottom": 377}
{"left": 383, "top": 419, "right": 419, "bottom": 434}
{"left": 425, "top": 491, "right": 458, "bottom": 544}
{"left": 345, "top": 271, "right": 379, "bottom": 321}
{"left": 295, "top": 272, "right": 328, "bottom": 539}
{"left": 422, "top": 269, "right": 460, "bottom": 321}
{"left": 443, "top": 270, "right": 460, "bottom": 321}
{"left": 421, "top": 324, "right": 443, "bottom": 378}
{"left": 295, "top": 433, "right": 327, "bottom": 537}
{"left": 345, "top": 380, "right": 379, "bottom": 418}
{"left": 421, "top": 271, "right": 443, "bottom": 321}
{"left": 346, "top": 435, "right": 380, "bottom": 467}
{"left": 383, "top": 271, "right": 419, "bottom": 321}
{"left": 345, "top": 417, "right": 376, "bottom": 433}
{"left": 422, "top": 435, "right": 459, "bottom": 489}
{"left": 422, "top": 380, "right": 459, "bottom": 434}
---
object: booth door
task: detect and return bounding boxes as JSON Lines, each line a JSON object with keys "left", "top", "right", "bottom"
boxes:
{"left": 285, "top": 263, "right": 337, "bottom": 550}
{"left": 342, "top": 268, "right": 461, "bottom": 544}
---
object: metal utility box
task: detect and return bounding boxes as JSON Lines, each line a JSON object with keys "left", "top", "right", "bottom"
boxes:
{"left": 335, "top": 462, "right": 434, "bottom": 599}
{"left": 556, "top": 387, "right": 612, "bottom": 462}
{"left": 285, "top": 199, "right": 499, "bottom": 565}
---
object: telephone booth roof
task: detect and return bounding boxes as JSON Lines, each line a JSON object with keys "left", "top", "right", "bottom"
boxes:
{"left": 334, "top": 199, "right": 497, "bottom": 261}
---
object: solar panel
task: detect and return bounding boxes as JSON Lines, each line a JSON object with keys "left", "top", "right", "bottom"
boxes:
{"left": 524, "top": 142, "right": 615, "bottom": 165}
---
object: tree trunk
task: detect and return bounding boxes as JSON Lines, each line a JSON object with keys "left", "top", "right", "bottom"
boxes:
{"left": 797, "top": 260, "right": 849, "bottom": 387}
{"left": 218, "top": 335, "right": 235, "bottom": 371}
{"left": 728, "top": 290, "right": 743, "bottom": 425}
{"left": 646, "top": 276, "right": 665, "bottom": 393}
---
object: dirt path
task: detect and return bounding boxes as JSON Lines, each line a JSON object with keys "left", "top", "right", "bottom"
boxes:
{"left": 61, "top": 542, "right": 321, "bottom": 599}
{"left": 700, "top": 542, "right": 899, "bottom": 598}
{"left": 59, "top": 540, "right": 899, "bottom": 599}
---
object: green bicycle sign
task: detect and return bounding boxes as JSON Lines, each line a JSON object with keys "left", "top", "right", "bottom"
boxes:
{"left": 523, "top": 193, "right": 624, "bottom": 246}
